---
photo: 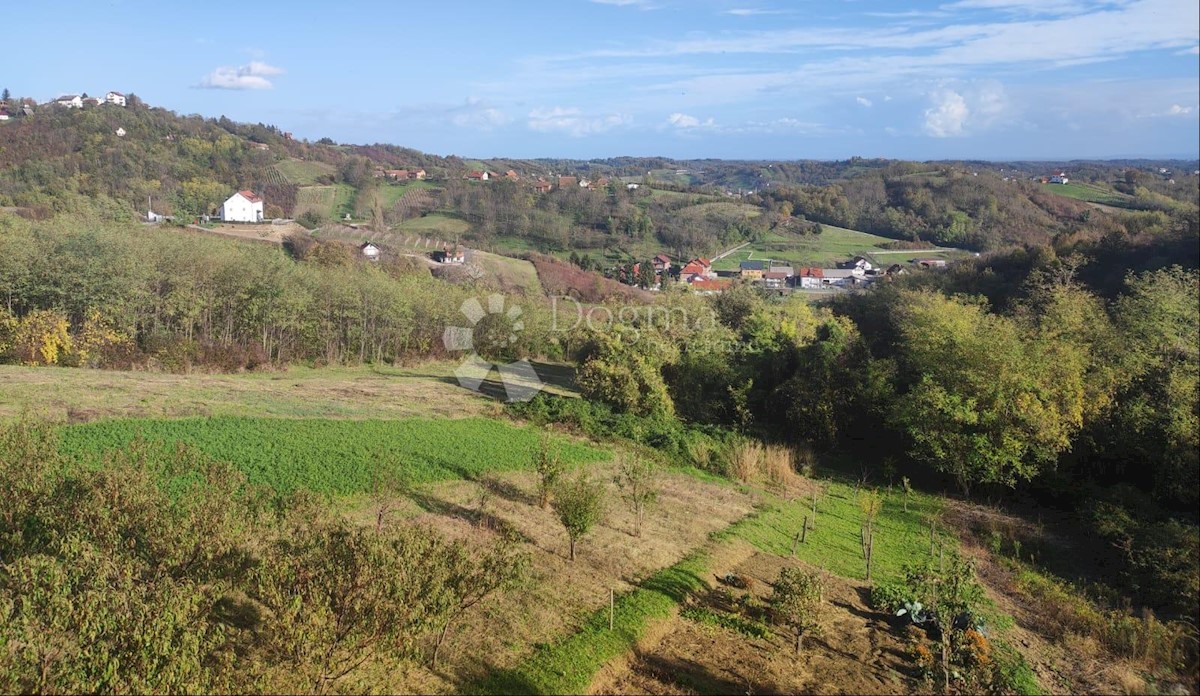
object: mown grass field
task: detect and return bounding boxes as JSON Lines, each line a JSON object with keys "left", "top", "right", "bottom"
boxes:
{"left": 1040, "top": 181, "right": 1133, "bottom": 207}
{"left": 273, "top": 158, "right": 337, "bottom": 185}
{"left": 58, "top": 416, "right": 608, "bottom": 494}
{"left": 397, "top": 212, "right": 472, "bottom": 237}
{"left": 711, "top": 225, "right": 913, "bottom": 270}
{"left": 0, "top": 362, "right": 580, "bottom": 423}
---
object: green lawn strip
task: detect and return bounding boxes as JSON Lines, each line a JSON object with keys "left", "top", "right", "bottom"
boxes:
{"left": 57, "top": 416, "right": 608, "bottom": 495}
{"left": 473, "top": 552, "right": 711, "bottom": 695}
{"left": 731, "top": 481, "right": 949, "bottom": 583}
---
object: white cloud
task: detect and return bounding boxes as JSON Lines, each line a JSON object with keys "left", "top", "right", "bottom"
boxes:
{"left": 1164, "top": 104, "right": 1195, "bottom": 116}
{"left": 197, "top": 61, "right": 284, "bottom": 90}
{"left": 666, "top": 112, "right": 716, "bottom": 128}
{"left": 528, "top": 107, "right": 631, "bottom": 136}
{"left": 856, "top": 96, "right": 873, "bottom": 107}
{"left": 923, "top": 89, "right": 970, "bottom": 137}
{"left": 922, "top": 81, "right": 1011, "bottom": 136}
{"left": 450, "top": 98, "right": 511, "bottom": 130}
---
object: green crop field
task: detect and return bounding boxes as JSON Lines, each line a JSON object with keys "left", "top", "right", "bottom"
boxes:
{"left": 58, "top": 416, "right": 608, "bottom": 495}
{"left": 274, "top": 158, "right": 337, "bottom": 185}
{"left": 1040, "top": 182, "right": 1133, "bottom": 206}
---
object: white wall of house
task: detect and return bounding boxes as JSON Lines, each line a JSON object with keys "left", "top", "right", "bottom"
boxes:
{"left": 221, "top": 193, "right": 264, "bottom": 222}
{"left": 105, "top": 92, "right": 126, "bottom": 106}
{"left": 799, "top": 277, "right": 822, "bottom": 289}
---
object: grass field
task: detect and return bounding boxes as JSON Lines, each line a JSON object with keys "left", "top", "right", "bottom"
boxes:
{"left": 377, "top": 180, "right": 435, "bottom": 209}
{"left": 58, "top": 416, "right": 608, "bottom": 494}
{"left": 397, "top": 212, "right": 472, "bottom": 237}
{"left": 0, "top": 362, "right": 580, "bottom": 423}
{"left": 273, "top": 158, "right": 337, "bottom": 185}
{"left": 295, "top": 184, "right": 357, "bottom": 220}
{"left": 1040, "top": 181, "right": 1133, "bottom": 206}
{"left": 711, "top": 225, "right": 916, "bottom": 270}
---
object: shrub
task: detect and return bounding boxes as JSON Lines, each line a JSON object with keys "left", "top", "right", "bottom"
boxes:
{"left": 770, "top": 567, "right": 823, "bottom": 653}
{"left": 731, "top": 440, "right": 762, "bottom": 483}
{"left": 551, "top": 473, "right": 607, "bottom": 561}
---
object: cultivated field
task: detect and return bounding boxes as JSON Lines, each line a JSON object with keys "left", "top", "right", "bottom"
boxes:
{"left": 1040, "top": 181, "right": 1133, "bottom": 207}
{"left": 294, "top": 184, "right": 357, "bottom": 220}
{"left": 273, "top": 158, "right": 337, "bottom": 185}
{"left": 397, "top": 212, "right": 472, "bottom": 237}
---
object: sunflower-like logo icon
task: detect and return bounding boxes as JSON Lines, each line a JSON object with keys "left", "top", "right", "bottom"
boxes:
{"left": 442, "top": 294, "right": 544, "bottom": 402}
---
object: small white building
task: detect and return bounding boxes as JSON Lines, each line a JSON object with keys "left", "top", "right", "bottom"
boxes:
{"left": 115, "top": 127, "right": 126, "bottom": 137}
{"left": 54, "top": 95, "right": 83, "bottom": 109}
{"left": 220, "top": 190, "right": 264, "bottom": 223}
{"left": 820, "top": 269, "right": 858, "bottom": 287}
{"left": 1050, "top": 173, "right": 1069, "bottom": 184}
{"left": 360, "top": 242, "right": 382, "bottom": 260}
{"left": 105, "top": 91, "right": 127, "bottom": 107}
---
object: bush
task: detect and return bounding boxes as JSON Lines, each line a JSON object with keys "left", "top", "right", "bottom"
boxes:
{"left": 870, "top": 580, "right": 909, "bottom": 614}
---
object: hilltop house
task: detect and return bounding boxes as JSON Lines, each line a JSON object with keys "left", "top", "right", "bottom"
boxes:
{"left": 54, "top": 95, "right": 83, "bottom": 109}
{"left": 220, "top": 190, "right": 264, "bottom": 223}
{"left": 464, "top": 171, "right": 491, "bottom": 181}
{"left": 1049, "top": 173, "right": 1069, "bottom": 184}
{"left": 105, "top": 91, "right": 126, "bottom": 107}
{"left": 360, "top": 242, "right": 382, "bottom": 260}
{"left": 433, "top": 246, "right": 466, "bottom": 264}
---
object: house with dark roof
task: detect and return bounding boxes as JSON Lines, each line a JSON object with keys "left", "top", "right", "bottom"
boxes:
{"left": 739, "top": 259, "right": 767, "bottom": 279}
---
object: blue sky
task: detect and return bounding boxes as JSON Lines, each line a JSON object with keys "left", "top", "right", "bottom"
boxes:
{"left": 6, "top": 0, "right": 1198, "bottom": 160}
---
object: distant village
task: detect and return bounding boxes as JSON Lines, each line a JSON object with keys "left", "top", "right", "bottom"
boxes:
{"left": 623, "top": 253, "right": 948, "bottom": 295}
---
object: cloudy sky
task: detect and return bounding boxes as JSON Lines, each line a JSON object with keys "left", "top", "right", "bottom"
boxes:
{"left": 7, "top": 0, "right": 1198, "bottom": 159}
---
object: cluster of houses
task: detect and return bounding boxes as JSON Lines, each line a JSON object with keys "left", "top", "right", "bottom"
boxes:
{"left": 48, "top": 91, "right": 127, "bottom": 109}
{"left": 375, "top": 168, "right": 427, "bottom": 181}
{"left": 627, "top": 253, "right": 951, "bottom": 294}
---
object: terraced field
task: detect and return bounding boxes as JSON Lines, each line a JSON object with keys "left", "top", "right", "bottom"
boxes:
{"left": 294, "top": 184, "right": 357, "bottom": 219}
{"left": 273, "top": 158, "right": 337, "bottom": 185}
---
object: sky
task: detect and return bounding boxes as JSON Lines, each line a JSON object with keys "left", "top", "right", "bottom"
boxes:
{"left": 5, "top": 0, "right": 1199, "bottom": 160}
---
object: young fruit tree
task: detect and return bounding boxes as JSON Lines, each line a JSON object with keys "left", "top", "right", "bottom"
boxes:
{"left": 770, "top": 566, "right": 824, "bottom": 653}
{"left": 551, "top": 472, "right": 607, "bottom": 561}
{"left": 534, "top": 433, "right": 565, "bottom": 509}
{"left": 615, "top": 454, "right": 658, "bottom": 537}
{"left": 429, "top": 533, "right": 530, "bottom": 669}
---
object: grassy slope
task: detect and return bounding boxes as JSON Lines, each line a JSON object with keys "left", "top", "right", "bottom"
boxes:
{"left": 377, "top": 180, "right": 435, "bottom": 208}
{"left": 712, "top": 225, "right": 904, "bottom": 271}
{"left": 295, "top": 184, "right": 357, "bottom": 220}
{"left": 1039, "top": 181, "right": 1133, "bottom": 206}
{"left": 0, "top": 362, "right": 580, "bottom": 423}
{"left": 484, "top": 480, "right": 953, "bottom": 694}
{"left": 274, "top": 158, "right": 337, "bottom": 185}
{"left": 58, "top": 416, "right": 607, "bottom": 494}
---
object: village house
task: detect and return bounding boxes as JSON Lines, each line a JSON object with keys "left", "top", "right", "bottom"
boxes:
{"left": 680, "top": 257, "right": 713, "bottom": 279}
{"left": 433, "top": 246, "right": 466, "bottom": 264}
{"left": 220, "top": 190, "right": 264, "bottom": 223}
{"left": 105, "top": 91, "right": 127, "bottom": 107}
{"left": 914, "top": 258, "right": 947, "bottom": 269}
{"left": 839, "top": 256, "right": 874, "bottom": 272}
{"left": 820, "top": 269, "right": 858, "bottom": 287}
{"left": 0, "top": 107, "right": 9, "bottom": 122}
{"left": 689, "top": 278, "right": 732, "bottom": 295}
{"left": 54, "top": 95, "right": 83, "bottom": 109}
{"left": 763, "top": 270, "right": 790, "bottom": 289}
{"left": 464, "top": 171, "right": 491, "bottom": 181}
{"left": 626, "top": 183, "right": 640, "bottom": 190}
{"left": 795, "top": 267, "right": 824, "bottom": 289}
{"left": 532, "top": 179, "right": 553, "bottom": 194}
{"left": 1049, "top": 172, "right": 1069, "bottom": 184}
{"left": 360, "top": 242, "right": 382, "bottom": 260}
{"left": 503, "top": 170, "right": 519, "bottom": 181}
{"left": 652, "top": 254, "right": 673, "bottom": 274}
{"left": 739, "top": 260, "right": 767, "bottom": 280}
{"left": 386, "top": 169, "right": 409, "bottom": 180}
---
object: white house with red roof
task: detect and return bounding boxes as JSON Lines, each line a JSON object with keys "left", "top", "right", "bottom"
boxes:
{"left": 220, "top": 190, "right": 264, "bottom": 223}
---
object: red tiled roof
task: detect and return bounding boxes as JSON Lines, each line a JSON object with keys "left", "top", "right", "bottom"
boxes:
{"left": 681, "top": 263, "right": 707, "bottom": 276}
{"left": 237, "top": 190, "right": 262, "bottom": 203}
{"left": 654, "top": 254, "right": 672, "bottom": 264}
{"left": 764, "top": 271, "right": 789, "bottom": 280}
{"left": 797, "top": 268, "right": 824, "bottom": 278}
{"left": 690, "top": 279, "right": 732, "bottom": 292}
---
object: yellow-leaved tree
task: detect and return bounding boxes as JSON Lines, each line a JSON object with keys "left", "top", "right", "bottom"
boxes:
{"left": 9, "top": 309, "right": 72, "bottom": 366}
